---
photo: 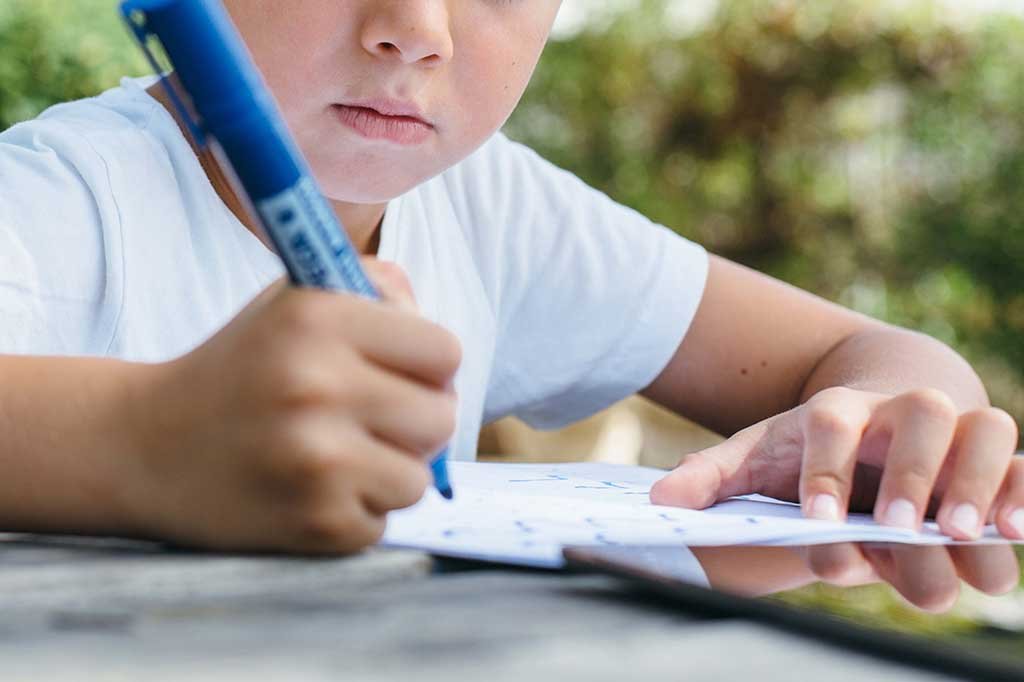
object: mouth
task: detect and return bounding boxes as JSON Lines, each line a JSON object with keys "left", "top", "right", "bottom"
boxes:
{"left": 332, "top": 100, "right": 435, "bottom": 146}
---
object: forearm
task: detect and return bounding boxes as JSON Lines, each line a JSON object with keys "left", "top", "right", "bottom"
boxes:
{"left": 798, "top": 325, "right": 989, "bottom": 411}
{"left": 0, "top": 355, "right": 155, "bottom": 536}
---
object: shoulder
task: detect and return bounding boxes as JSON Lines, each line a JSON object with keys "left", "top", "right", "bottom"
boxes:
{"left": 0, "top": 75, "right": 187, "bottom": 231}
{"left": 0, "top": 77, "right": 171, "bottom": 217}
{"left": 2, "top": 76, "right": 165, "bottom": 161}
{"left": 0, "top": 78, "right": 169, "bottom": 325}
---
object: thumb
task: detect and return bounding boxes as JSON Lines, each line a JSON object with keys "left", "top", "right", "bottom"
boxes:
{"left": 650, "top": 421, "right": 768, "bottom": 509}
{"left": 361, "top": 256, "right": 418, "bottom": 314}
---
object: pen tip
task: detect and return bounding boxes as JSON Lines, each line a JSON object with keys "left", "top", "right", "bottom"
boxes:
{"left": 440, "top": 487, "right": 454, "bottom": 500}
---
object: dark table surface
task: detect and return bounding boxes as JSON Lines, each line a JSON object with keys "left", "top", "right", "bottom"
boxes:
{"left": 0, "top": 532, "right": 964, "bottom": 681}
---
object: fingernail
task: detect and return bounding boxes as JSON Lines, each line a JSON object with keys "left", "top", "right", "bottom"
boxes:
{"left": 1009, "top": 508, "right": 1024, "bottom": 538}
{"left": 883, "top": 498, "right": 918, "bottom": 529}
{"left": 808, "top": 494, "right": 841, "bottom": 521}
{"left": 949, "top": 503, "right": 980, "bottom": 537}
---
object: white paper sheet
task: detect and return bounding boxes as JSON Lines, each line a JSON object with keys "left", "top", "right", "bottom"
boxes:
{"left": 381, "top": 462, "right": 1019, "bottom": 568}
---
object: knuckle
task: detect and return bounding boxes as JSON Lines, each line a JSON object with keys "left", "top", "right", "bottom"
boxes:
{"left": 434, "top": 328, "right": 463, "bottom": 376}
{"left": 966, "top": 408, "right": 1019, "bottom": 443}
{"left": 814, "top": 386, "right": 855, "bottom": 402}
{"left": 370, "top": 262, "right": 416, "bottom": 307}
{"left": 277, "top": 351, "right": 362, "bottom": 412}
{"left": 380, "top": 261, "right": 413, "bottom": 290}
{"left": 276, "top": 364, "right": 333, "bottom": 411}
{"left": 893, "top": 461, "right": 938, "bottom": 493}
{"left": 947, "top": 472, "right": 988, "bottom": 498}
{"left": 279, "top": 292, "right": 330, "bottom": 334}
{"left": 392, "top": 462, "right": 431, "bottom": 509}
{"left": 1011, "top": 457, "right": 1024, "bottom": 485}
{"left": 291, "top": 445, "right": 342, "bottom": 485}
{"left": 1000, "top": 459, "right": 1024, "bottom": 501}
{"left": 297, "top": 503, "right": 383, "bottom": 553}
{"left": 268, "top": 418, "right": 363, "bottom": 488}
{"left": 804, "top": 470, "right": 850, "bottom": 494}
{"left": 802, "top": 405, "right": 859, "bottom": 440}
{"left": 904, "top": 388, "right": 958, "bottom": 424}
{"left": 262, "top": 417, "right": 306, "bottom": 464}
{"left": 270, "top": 432, "right": 338, "bottom": 491}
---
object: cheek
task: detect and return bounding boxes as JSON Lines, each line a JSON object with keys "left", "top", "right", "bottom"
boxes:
{"left": 452, "top": 48, "right": 541, "bottom": 143}
{"left": 224, "top": 3, "right": 333, "bottom": 115}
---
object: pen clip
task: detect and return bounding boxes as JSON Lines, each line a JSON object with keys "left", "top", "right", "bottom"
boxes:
{"left": 120, "top": 3, "right": 207, "bottom": 147}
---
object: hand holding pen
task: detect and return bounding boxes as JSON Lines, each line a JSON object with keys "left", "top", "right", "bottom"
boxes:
{"left": 121, "top": 263, "right": 460, "bottom": 554}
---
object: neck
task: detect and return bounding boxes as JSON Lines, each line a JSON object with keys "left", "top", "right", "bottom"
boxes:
{"left": 332, "top": 200, "right": 387, "bottom": 257}
{"left": 146, "top": 78, "right": 386, "bottom": 257}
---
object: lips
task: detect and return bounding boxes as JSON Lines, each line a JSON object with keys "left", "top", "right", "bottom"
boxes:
{"left": 333, "top": 100, "right": 434, "bottom": 145}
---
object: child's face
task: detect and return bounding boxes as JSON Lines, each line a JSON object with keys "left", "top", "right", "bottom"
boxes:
{"left": 223, "top": 1, "right": 563, "bottom": 203}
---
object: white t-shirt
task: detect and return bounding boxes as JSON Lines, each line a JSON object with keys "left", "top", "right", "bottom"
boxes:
{"left": 0, "top": 76, "right": 709, "bottom": 461}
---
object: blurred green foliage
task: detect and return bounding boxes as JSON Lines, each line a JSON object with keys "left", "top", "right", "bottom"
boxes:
{"left": 2, "top": 0, "right": 1024, "bottom": 643}
{"left": 509, "top": 0, "right": 1024, "bottom": 427}
{"left": 0, "top": 0, "right": 145, "bottom": 128}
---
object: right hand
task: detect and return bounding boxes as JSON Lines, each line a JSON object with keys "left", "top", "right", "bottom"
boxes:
{"left": 125, "top": 257, "right": 461, "bottom": 554}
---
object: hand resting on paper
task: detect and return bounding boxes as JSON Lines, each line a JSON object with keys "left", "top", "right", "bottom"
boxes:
{"left": 652, "top": 386, "right": 1024, "bottom": 587}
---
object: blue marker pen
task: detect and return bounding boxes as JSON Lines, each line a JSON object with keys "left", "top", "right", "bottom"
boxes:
{"left": 120, "top": 0, "right": 453, "bottom": 499}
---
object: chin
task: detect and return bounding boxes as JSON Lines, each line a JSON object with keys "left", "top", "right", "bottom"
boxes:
{"left": 317, "top": 165, "right": 441, "bottom": 204}
{"left": 319, "top": 180, "right": 419, "bottom": 205}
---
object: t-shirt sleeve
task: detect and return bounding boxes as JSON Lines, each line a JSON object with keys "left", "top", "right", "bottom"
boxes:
{"left": 447, "top": 133, "right": 709, "bottom": 430}
{"left": 0, "top": 118, "right": 122, "bottom": 355}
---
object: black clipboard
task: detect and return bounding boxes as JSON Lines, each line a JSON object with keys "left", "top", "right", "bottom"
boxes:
{"left": 563, "top": 544, "right": 1024, "bottom": 682}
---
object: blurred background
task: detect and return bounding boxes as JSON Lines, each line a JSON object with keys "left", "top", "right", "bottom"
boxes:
{"left": 3, "top": 0, "right": 1024, "bottom": 641}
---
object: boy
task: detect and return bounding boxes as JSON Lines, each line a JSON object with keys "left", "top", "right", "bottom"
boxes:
{"left": 0, "top": 1, "right": 1021, "bottom": 587}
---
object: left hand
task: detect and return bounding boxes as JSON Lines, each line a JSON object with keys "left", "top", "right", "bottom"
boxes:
{"left": 797, "top": 542, "right": 1020, "bottom": 612}
{"left": 651, "top": 386, "right": 1024, "bottom": 541}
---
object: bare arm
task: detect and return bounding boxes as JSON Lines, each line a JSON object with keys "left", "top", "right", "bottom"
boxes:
{"left": 797, "top": 325, "right": 988, "bottom": 411}
{"left": 0, "top": 355, "right": 154, "bottom": 536}
{"left": 641, "top": 254, "right": 988, "bottom": 433}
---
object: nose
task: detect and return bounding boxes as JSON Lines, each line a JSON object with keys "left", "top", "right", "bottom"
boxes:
{"left": 360, "top": 1, "right": 454, "bottom": 67}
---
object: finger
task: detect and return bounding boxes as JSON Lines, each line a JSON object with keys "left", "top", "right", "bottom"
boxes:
{"left": 357, "top": 366, "right": 458, "bottom": 459}
{"left": 993, "top": 457, "right": 1024, "bottom": 540}
{"left": 948, "top": 544, "right": 1020, "bottom": 596}
{"left": 348, "top": 431, "right": 432, "bottom": 515}
{"left": 294, "top": 508, "right": 388, "bottom": 556}
{"left": 361, "top": 256, "right": 418, "bottom": 314}
{"left": 305, "top": 293, "right": 461, "bottom": 389}
{"left": 804, "top": 542, "right": 879, "bottom": 586}
{"left": 274, "top": 416, "right": 432, "bottom": 517}
{"left": 360, "top": 312, "right": 463, "bottom": 389}
{"left": 288, "top": 284, "right": 461, "bottom": 388}
{"left": 871, "top": 389, "right": 958, "bottom": 530}
{"left": 650, "top": 419, "right": 771, "bottom": 508}
{"left": 864, "top": 544, "right": 960, "bottom": 613}
{"left": 798, "top": 388, "right": 875, "bottom": 521}
{"left": 934, "top": 409, "right": 1017, "bottom": 540}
